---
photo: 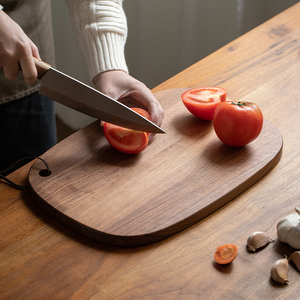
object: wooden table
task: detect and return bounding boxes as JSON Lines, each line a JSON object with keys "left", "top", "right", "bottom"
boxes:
{"left": 1, "top": 3, "right": 300, "bottom": 299}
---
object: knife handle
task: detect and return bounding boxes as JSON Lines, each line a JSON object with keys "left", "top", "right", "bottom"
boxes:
{"left": 33, "top": 57, "right": 51, "bottom": 79}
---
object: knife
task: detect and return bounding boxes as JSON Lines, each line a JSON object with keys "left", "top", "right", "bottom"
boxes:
{"left": 34, "top": 58, "right": 165, "bottom": 134}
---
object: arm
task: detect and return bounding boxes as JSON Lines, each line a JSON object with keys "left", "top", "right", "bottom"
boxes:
{"left": 0, "top": 9, "right": 40, "bottom": 84}
{"left": 64, "top": 0, "right": 164, "bottom": 132}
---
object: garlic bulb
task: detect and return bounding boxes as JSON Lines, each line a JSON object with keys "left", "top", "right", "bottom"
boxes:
{"left": 288, "top": 251, "right": 300, "bottom": 272}
{"left": 247, "top": 231, "right": 274, "bottom": 252}
{"left": 270, "top": 258, "right": 289, "bottom": 284}
{"left": 277, "top": 207, "right": 300, "bottom": 249}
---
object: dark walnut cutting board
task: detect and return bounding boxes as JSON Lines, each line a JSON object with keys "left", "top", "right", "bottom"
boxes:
{"left": 28, "top": 88, "right": 283, "bottom": 247}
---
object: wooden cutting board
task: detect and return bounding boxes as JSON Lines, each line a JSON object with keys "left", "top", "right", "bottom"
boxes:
{"left": 28, "top": 88, "right": 283, "bottom": 247}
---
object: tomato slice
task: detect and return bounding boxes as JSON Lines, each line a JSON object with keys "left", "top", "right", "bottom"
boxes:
{"left": 103, "top": 107, "right": 150, "bottom": 154}
{"left": 181, "top": 87, "right": 226, "bottom": 120}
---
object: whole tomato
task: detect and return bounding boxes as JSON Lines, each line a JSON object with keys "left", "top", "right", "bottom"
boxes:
{"left": 213, "top": 101, "right": 263, "bottom": 147}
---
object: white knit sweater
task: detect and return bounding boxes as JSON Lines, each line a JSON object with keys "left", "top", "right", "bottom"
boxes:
{"left": 65, "top": 0, "right": 128, "bottom": 80}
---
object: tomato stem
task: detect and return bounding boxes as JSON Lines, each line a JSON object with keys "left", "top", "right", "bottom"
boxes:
{"left": 231, "top": 101, "right": 257, "bottom": 110}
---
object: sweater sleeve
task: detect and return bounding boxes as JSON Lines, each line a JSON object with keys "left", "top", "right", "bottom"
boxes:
{"left": 64, "top": 0, "right": 128, "bottom": 80}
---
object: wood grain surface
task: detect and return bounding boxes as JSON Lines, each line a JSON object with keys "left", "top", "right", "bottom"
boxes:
{"left": 1, "top": 3, "right": 300, "bottom": 299}
{"left": 28, "top": 88, "right": 282, "bottom": 246}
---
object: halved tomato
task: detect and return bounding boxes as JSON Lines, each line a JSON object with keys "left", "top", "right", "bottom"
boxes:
{"left": 181, "top": 87, "right": 227, "bottom": 120}
{"left": 103, "top": 107, "right": 150, "bottom": 154}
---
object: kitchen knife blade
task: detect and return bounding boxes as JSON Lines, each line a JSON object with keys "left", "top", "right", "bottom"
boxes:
{"left": 34, "top": 59, "right": 165, "bottom": 134}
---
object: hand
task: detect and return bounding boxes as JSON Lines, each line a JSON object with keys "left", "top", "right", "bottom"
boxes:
{"left": 93, "top": 70, "right": 164, "bottom": 140}
{"left": 0, "top": 10, "right": 40, "bottom": 84}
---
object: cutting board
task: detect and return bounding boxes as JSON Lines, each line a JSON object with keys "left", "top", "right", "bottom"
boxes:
{"left": 28, "top": 88, "right": 283, "bottom": 247}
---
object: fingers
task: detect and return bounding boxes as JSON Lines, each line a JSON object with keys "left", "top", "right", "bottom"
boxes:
{"left": 140, "top": 92, "right": 164, "bottom": 128}
{"left": 19, "top": 52, "right": 38, "bottom": 85}
{"left": 0, "top": 11, "right": 39, "bottom": 84}
{"left": 119, "top": 85, "right": 164, "bottom": 141}
{"left": 20, "top": 39, "right": 40, "bottom": 84}
{"left": 2, "top": 60, "right": 20, "bottom": 81}
{"left": 131, "top": 89, "right": 164, "bottom": 141}
{"left": 123, "top": 81, "right": 164, "bottom": 126}
{"left": 2, "top": 43, "right": 38, "bottom": 84}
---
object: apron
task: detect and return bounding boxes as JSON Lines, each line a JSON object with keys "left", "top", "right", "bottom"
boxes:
{"left": 0, "top": 0, "right": 55, "bottom": 104}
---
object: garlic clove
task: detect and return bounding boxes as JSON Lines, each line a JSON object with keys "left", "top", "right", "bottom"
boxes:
{"left": 270, "top": 258, "right": 289, "bottom": 284}
{"left": 247, "top": 231, "right": 275, "bottom": 252}
{"left": 288, "top": 251, "right": 300, "bottom": 272}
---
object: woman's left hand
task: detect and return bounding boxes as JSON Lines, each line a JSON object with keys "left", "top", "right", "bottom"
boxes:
{"left": 93, "top": 70, "right": 164, "bottom": 141}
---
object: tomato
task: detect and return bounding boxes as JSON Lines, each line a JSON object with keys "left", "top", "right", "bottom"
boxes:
{"left": 181, "top": 87, "right": 227, "bottom": 120}
{"left": 127, "top": 107, "right": 151, "bottom": 136}
{"left": 213, "top": 101, "right": 263, "bottom": 147}
{"left": 130, "top": 107, "right": 151, "bottom": 120}
{"left": 103, "top": 107, "right": 150, "bottom": 154}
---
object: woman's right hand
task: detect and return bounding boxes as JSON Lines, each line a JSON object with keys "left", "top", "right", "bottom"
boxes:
{"left": 0, "top": 10, "right": 40, "bottom": 84}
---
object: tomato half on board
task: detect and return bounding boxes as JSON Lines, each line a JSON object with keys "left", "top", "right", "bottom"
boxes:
{"left": 103, "top": 107, "right": 150, "bottom": 154}
{"left": 213, "top": 101, "right": 263, "bottom": 147}
{"left": 181, "top": 87, "right": 227, "bottom": 120}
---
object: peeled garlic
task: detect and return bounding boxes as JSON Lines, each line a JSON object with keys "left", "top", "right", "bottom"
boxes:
{"left": 277, "top": 207, "right": 300, "bottom": 249}
{"left": 289, "top": 251, "right": 300, "bottom": 272}
{"left": 247, "top": 231, "right": 275, "bottom": 252}
{"left": 270, "top": 258, "right": 289, "bottom": 284}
